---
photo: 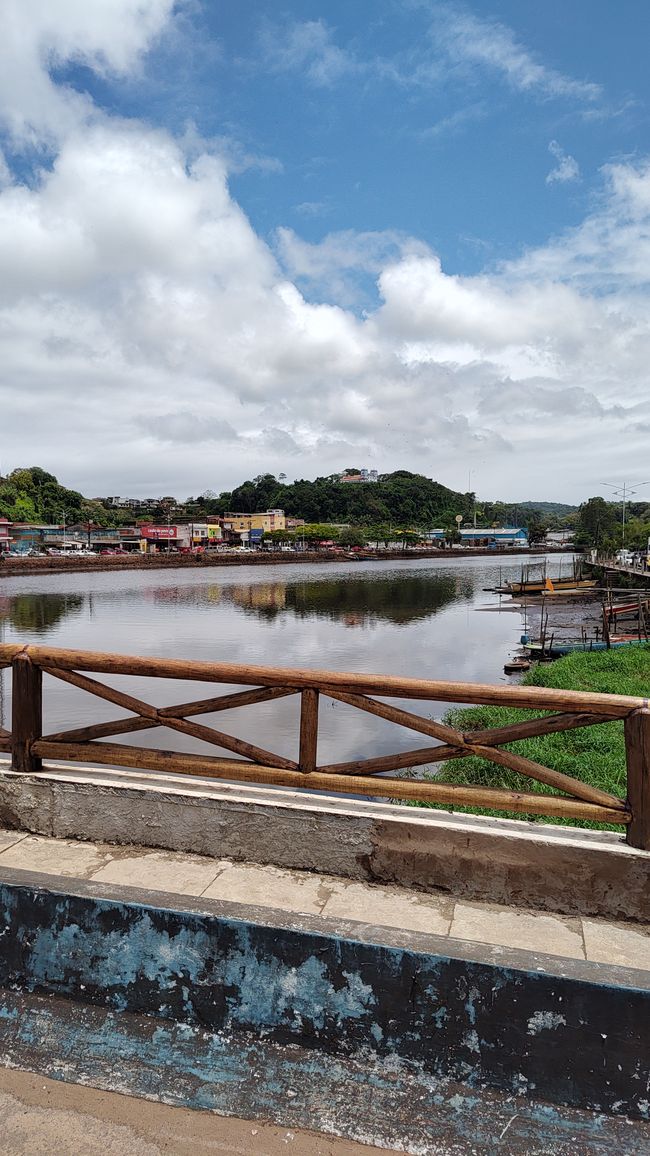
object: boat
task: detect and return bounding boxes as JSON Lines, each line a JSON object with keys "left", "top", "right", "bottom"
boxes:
{"left": 495, "top": 577, "right": 598, "bottom": 596}
{"left": 524, "top": 636, "right": 650, "bottom": 659}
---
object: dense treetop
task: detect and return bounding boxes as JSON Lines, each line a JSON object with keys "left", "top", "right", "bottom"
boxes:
{"left": 0, "top": 466, "right": 586, "bottom": 539}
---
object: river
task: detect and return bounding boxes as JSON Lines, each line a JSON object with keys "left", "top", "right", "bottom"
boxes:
{"left": 0, "top": 554, "right": 571, "bottom": 768}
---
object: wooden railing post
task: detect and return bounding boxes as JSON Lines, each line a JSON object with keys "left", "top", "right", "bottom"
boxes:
{"left": 11, "top": 654, "right": 42, "bottom": 773}
{"left": 625, "top": 707, "right": 650, "bottom": 849}
{"left": 299, "top": 689, "right": 319, "bottom": 774}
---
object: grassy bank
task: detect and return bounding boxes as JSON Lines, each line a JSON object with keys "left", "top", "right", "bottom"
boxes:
{"left": 411, "top": 646, "right": 650, "bottom": 830}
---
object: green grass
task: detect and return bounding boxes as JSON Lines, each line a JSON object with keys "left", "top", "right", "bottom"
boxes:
{"left": 407, "top": 646, "right": 650, "bottom": 830}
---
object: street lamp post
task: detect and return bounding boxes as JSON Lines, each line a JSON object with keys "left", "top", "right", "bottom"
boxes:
{"left": 467, "top": 470, "right": 477, "bottom": 528}
{"left": 600, "top": 481, "right": 650, "bottom": 549}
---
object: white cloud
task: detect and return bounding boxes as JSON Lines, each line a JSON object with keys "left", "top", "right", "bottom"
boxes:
{"left": 431, "top": 6, "right": 601, "bottom": 103}
{"left": 0, "top": 1, "right": 649, "bottom": 501}
{"left": 546, "top": 141, "right": 580, "bottom": 185}
{"left": 0, "top": 0, "right": 176, "bottom": 146}
{"left": 258, "top": 19, "right": 357, "bottom": 87}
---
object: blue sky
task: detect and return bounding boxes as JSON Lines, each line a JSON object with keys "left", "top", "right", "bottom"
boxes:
{"left": 1, "top": 1, "right": 649, "bottom": 501}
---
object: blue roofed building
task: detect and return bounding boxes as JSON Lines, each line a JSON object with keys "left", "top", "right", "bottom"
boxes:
{"left": 459, "top": 527, "right": 529, "bottom": 549}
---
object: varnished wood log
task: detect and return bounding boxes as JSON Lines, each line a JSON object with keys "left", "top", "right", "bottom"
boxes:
{"left": 44, "top": 666, "right": 296, "bottom": 770}
{"left": 30, "top": 739, "right": 630, "bottom": 824}
{"left": 156, "top": 712, "right": 298, "bottom": 771}
{"left": 465, "top": 742, "right": 626, "bottom": 810}
{"left": 324, "top": 689, "right": 464, "bottom": 746}
{"left": 299, "top": 689, "right": 319, "bottom": 773}
{"left": 468, "top": 712, "right": 612, "bottom": 746}
{"left": 625, "top": 707, "right": 650, "bottom": 849}
{"left": 319, "top": 744, "right": 464, "bottom": 776}
{"left": 158, "top": 685, "right": 296, "bottom": 717}
{"left": 42, "top": 685, "right": 296, "bottom": 744}
{"left": 43, "top": 716, "right": 154, "bottom": 743}
{"left": 45, "top": 666, "right": 160, "bottom": 718}
{"left": 11, "top": 654, "right": 42, "bottom": 773}
{"left": 13, "top": 644, "right": 639, "bottom": 715}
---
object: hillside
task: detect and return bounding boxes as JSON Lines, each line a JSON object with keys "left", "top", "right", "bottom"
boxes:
{"left": 212, "top": 472, "right": 470, "bottom": 528}
{"left": 1, "top": 466, "right": 578, "bottom": 532}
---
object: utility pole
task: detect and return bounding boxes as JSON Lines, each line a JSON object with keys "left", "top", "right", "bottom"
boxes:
{"left": 600, "top": 481, "right": 650, "bottom": 548}
{"left": 468, "top": 469, "right": 477, "bottom": 528}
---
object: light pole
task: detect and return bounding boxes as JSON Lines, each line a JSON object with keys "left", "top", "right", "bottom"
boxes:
{"left": 62, "top": 510, "right": 66, "bottom": 550}
{"left": 467, "top": 470, "right": 477, "bottom": 528}
{"left": 600, "top": 481, "right": 650, "bottom": 549}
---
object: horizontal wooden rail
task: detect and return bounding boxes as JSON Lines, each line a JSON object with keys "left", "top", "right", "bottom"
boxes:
{"left": 29, "top": 740, "right": 629, "bottom": 824}
{"left": 0, "top": 643, "right": 647, "bottom": 846}
{"left": 0, "top": 643, "right": 643, "bottom": 714}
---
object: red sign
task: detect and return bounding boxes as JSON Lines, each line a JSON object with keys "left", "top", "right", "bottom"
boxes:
{"left": 141, "top": 527, "right": 176, "bottom": 539}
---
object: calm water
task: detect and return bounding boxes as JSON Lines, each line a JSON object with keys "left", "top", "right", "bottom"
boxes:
{"left": 0, "top": 555, "right": 564, "bottom": 767}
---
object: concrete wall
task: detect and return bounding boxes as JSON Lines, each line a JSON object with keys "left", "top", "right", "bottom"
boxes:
{"left": 0, "top": 762, "right": 648, "bottom": 922}
{"left": 0, "top": 869, "right": 649, "bottom": 1127}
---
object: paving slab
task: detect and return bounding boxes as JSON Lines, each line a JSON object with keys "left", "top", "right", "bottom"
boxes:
{"left": 202, "top": 862, "right": 331, "bottom": 915}
{"left": 582, "top": 918, "right": 650, "bottom": 970}
{"left": 450, "top": 900, "right": 585, "bottom": 959}
{"left": 0, "top": 830, "right": 26, "bottom": 854}
{"left": 90, "top": 849, "right": 226, "bottom": 897}
{"left": 0, "top": 835, "right": 112, "bottom": 878}
{"left": 322, "top": 879, "right": 453, "bottom": 936}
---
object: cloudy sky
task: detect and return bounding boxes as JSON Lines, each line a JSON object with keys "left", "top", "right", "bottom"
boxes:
{"left": 1, "top": 0, "right": 649, "bottom": 503}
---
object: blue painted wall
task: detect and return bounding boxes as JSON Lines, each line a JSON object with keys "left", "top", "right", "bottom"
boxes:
{"left": 1, "top": 879, "right": 648, "bottom": 1120}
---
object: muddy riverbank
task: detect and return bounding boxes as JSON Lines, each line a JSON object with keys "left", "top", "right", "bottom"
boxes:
{"left": 0, "top": 546, "right": 569, "bottom": 579}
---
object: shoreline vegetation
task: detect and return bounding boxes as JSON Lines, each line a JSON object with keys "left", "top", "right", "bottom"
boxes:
{"left": 0, "top": 545, "right": 571, "bottom": 579}
{"left": 411, "top": 646, "right": 650, "bottom": 831}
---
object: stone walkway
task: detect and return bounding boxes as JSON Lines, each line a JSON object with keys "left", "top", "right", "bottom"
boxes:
{"left": 1, "top": 827, "right": 649, "bottom": 969}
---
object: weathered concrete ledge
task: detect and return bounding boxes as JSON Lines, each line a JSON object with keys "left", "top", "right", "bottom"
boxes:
{"left": 1, "top": 867, "right": 649, "bottom": 1141}
{"left": 0, "top": 761, "right": 648, "bottom": 922}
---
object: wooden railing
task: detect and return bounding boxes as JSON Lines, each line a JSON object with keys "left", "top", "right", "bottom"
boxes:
{"left": 1, "top": 644, "right": 649, "bottom": 848}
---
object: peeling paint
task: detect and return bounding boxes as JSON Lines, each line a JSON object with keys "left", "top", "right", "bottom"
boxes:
{"left": 0, "top": 879, "right": 648, "bottom": 1124}
{"left": 527, "top": 1011, "right": 568, "bottom": 1036}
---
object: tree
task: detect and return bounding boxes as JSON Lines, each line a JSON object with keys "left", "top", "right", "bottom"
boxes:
{"left": 574, "top": 497, "right": 618, "bottom": 550}
{"left": 338, "top": 528, "right": 367, "bottom": 548}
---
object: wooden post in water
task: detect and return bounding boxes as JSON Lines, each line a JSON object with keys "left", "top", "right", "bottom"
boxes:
{"left": 299, "top": 689, "right": 319, "bottom": 774}
{"left": 625, "top": 707, "right": 650, "bottom": 849}
{"left": 11, "top": 654, "right": 42, "bottom": 773}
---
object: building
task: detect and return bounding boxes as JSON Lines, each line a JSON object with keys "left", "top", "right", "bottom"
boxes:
{"left": 546, "top": 530, "right": 575, "bottom": 546}
{"left": 459, "top": 527, "right": 529, "bottom": 549}
{"left": 0, "top": 518, "right": 12, "bottom": 552}
{"left": 139, "top": 525, "right": 191, "bottom": 551}
{"left": 222, "top": 510, "right": 286, "bottom": 535}
{"left": 339, "top": 469, "right": 378, "bottom": 484}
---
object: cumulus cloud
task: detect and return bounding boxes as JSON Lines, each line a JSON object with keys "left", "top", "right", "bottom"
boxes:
{"left": 0, "top": 0, "right": 176, "bottom": 146}
{"left": 0, "top": 0, "right": 648, "bottom": 501}
{"left": 546, "top": 140, "right": 580, "bottom": 185}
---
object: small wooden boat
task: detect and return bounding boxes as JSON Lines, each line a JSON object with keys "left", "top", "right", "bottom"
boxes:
{"left": 504, "top": 657, "right": 531, "bottom": 673}
{"left": 525, "top": 636, "right": 649, "bottom": 659}
{"left": 496, "top": 578, "right": 598, "bottom": 596}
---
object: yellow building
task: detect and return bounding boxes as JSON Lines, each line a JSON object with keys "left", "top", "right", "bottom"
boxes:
{"left": 223, "top": 509, "right": 286, "bottom": 534}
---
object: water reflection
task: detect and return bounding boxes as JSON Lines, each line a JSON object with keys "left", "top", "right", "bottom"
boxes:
{"left": 0, "top": 555, "right": 549, "bottom": 765}
{"left": 150, "top": 573, "right": 473, "bottom": 625}
{"left": 0, "top": 592, "right": 84, "bottom": 636}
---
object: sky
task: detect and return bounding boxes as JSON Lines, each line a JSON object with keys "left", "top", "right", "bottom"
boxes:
{"left": 1, "top": 1, "right": 649, "bottom": 504}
